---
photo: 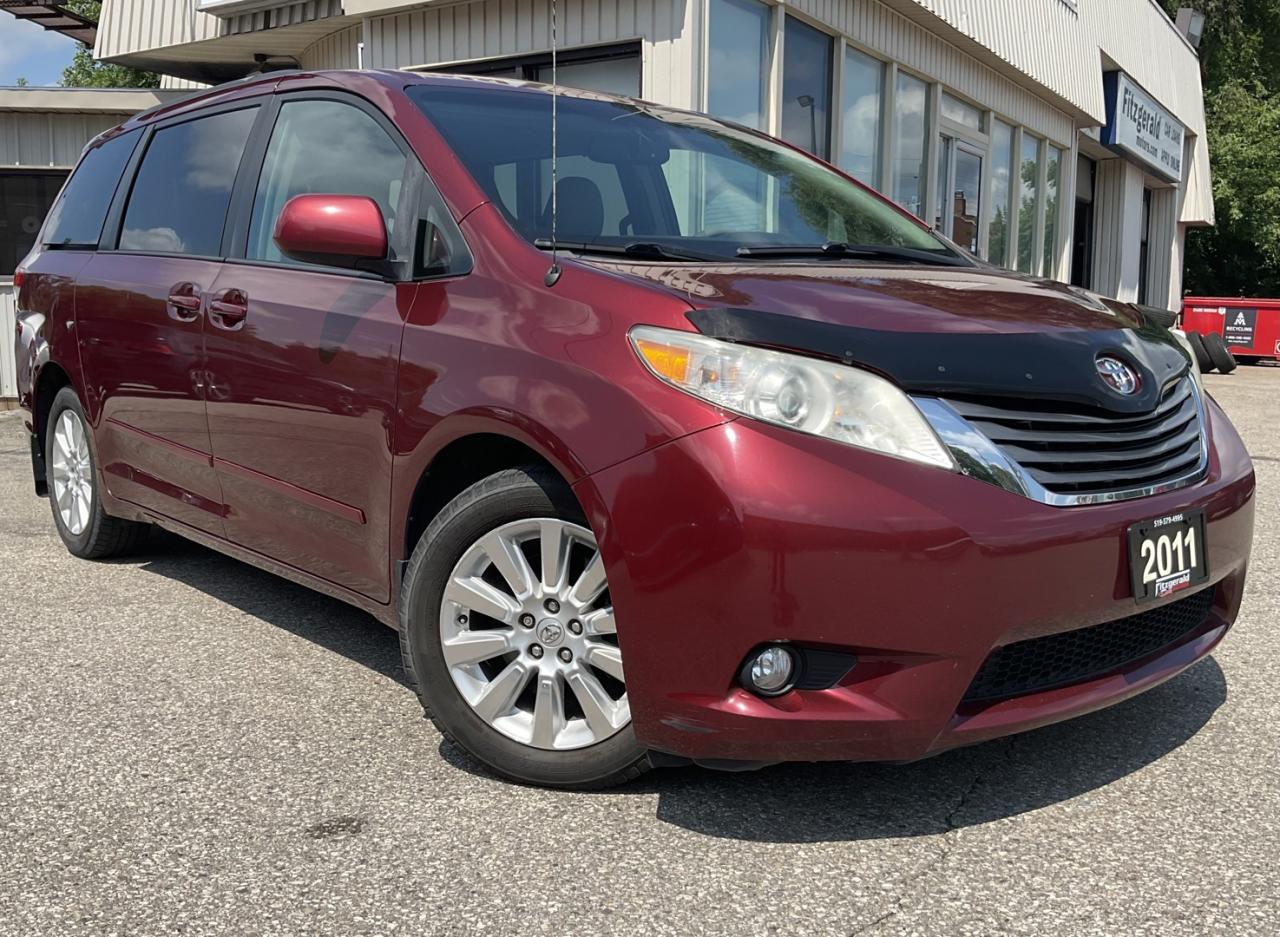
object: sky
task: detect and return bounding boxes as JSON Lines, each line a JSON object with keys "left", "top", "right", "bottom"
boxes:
{"left": 0, "top": 15, "right": 81, "bottom": 87}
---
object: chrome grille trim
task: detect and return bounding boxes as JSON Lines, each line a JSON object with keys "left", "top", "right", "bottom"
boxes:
{"left": 914, "top": 377, "right": 1209, "bottom": 507}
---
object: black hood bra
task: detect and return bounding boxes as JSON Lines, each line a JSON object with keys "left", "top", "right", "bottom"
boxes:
{"left": 686, "top": 306, "right": 1192, "bottom": 415}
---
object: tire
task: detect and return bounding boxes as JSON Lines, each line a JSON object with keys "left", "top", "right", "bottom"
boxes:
{"left": 1185, "top": 331, "right": 1214, "bottom": 374}
{"left": 45, "top": 386, "right": 150, "bottom": 559}
{"left": 399, "top": 466, "right": 650, "bottom": 789}
{"left": 1203, "top": 332, "right": 1238, "bottom": 374}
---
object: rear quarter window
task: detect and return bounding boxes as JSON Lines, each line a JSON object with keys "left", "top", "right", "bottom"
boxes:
{"left": 41, "top": 129, "right": 141, "bottom": 249}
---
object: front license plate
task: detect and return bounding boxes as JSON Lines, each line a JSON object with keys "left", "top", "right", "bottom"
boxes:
{"left": 1127, "top": 509, "right": 1209, "bottom": 604}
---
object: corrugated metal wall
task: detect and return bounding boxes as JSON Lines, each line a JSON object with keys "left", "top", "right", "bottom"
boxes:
{"left": 363, "top": 0, "right": 701, "bottom": 109}
{"left": 96, "top": 0, "right": 343, "bottom": 59}
{"left": 300, "top": 22, "right": 364, "bottom": 69}
{"left": 1, "top": 285, "right": 17, "bottom": 399}
{"left": 96, "top": 0, "right": 222, "bottom": 59}
{"left": 0, "top": 112, "right": 121, "bottom": 168}
{"left": 897, "top": 0, "right": 1204, "bottom": 132}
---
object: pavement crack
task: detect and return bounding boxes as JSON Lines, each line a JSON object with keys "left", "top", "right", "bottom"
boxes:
{"left": 849, "top": 736, "right": 1019, "bottom": 936}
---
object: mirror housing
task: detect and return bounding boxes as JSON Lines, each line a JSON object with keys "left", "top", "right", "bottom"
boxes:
{"left": 273, "top": 194, "right": 389, "bottom": 269}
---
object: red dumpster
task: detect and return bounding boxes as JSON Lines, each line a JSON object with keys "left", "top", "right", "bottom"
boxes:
{"left": 1182, "top": 296, "right": 1280, "bottom": 363}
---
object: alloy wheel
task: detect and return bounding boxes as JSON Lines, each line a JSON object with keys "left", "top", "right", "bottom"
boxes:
{"left": 439, "top": 518, "right": 628, "bottom": 751}
{"left": 50, "top": 410, "right": 93, "bottom": 536}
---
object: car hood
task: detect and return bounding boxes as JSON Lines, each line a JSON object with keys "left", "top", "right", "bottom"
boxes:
{"left": 588, "top": 261, "right": 1191, "bottom": 415}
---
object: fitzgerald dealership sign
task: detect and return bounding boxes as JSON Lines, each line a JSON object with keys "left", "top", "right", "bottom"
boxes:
{"left": 1102, "top": 71, "right": 1185, "bottom": 183}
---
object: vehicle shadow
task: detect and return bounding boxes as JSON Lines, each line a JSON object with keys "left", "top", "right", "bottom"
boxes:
{"left": 129, "top": 529, "right": 409, "bottom": 688}
{"left": 438, "top": 655, "right": 1226, "bottom": 842}
{"left": 133, "top": 530, "right": 1228, "bottom": 844}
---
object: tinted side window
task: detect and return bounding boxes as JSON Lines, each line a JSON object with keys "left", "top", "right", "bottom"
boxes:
{"left": 246, "top": 99, "right": 407, "bottom": 264}
{"left": 42, "top": 129, "right": 140, "bottom": 249}
{"left": 120, "top": 107, "right": 258, "bottom": 256}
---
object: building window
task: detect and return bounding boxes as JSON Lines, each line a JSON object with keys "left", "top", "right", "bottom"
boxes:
{"left": 934, "top": 137, "right": 983, "bottom": 253}
{"left": 1016, "top": 132, "right": 1042, "bottom": 274}
{"left": 1042, "top": 145, "right": 1062, "bottom": 278}
{"left": 1, "top": 172, "right": 67, "bottom": 276}
{"left": 892, "top": 70, "right": 929, "bottom": 217}
{"left": 988, "top": 120, "right": 1015, "bottom": 266}
{"left": 940, "top": 92, "right": 984, "bottom": 132}
{"left": 431, "top": 43, "right": 641, "bottom": 98}
{"left": 781, "top": 18, "right": 833, "bottom": 159}
{"left": 707, "top": 0, "right": 771, "bottom": 129}
{"left": 839, "top": 47, "right": 883, "bottom": 186}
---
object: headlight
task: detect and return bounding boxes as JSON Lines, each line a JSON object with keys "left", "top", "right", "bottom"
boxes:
{"left": 629, "top": 325, "right": 955, "bottom": 470}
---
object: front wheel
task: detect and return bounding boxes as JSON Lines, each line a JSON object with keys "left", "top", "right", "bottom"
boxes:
{"left": 399, "top": 466, "right": 650, "bottom": 789}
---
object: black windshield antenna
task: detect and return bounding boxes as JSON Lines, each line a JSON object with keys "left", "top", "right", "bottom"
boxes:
{"left": 543, "top": 0, "right": 562, "bottom": 288}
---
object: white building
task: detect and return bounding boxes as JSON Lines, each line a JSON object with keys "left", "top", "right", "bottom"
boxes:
{"left": 2, "top": 0, "right": 1213, "bottom": 401}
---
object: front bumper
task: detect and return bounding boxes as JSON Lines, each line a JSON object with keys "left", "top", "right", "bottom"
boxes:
{"left": 574, "top": 395, "right": 1255, "bottom": 764}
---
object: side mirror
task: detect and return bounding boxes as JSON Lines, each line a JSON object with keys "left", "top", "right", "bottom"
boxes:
{"left": 273, "top": 194, "right": 388, "bottom": 268}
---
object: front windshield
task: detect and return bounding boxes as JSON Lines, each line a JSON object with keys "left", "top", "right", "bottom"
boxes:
{"left": 407, "top": 83, "right": 961, "bottom": 263}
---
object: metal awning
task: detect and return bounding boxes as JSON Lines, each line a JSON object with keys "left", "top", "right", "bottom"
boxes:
{"left": 0, "top": 2, "right": 96, "bottom": 46}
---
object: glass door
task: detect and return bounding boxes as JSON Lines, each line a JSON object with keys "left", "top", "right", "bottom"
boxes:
{"left": 935, "top": 137, "right": 983, "bottom": 254}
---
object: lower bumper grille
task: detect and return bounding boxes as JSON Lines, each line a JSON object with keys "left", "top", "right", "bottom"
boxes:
{"left": 962, "top": 588, "right": 1217, "bottom": 703}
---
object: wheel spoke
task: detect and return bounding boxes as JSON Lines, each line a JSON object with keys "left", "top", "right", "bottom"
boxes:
{"left": 471, "top": 659, "right": 532, "bottom": 722}
{"left": 69, "top": 414, "right": 88, "bottom": 458}
{"left": 568, "top": 552, "right": 607, "bottom": 609}
{"left": 530, "top": 673, "right": 564, "bottom": 748}
{"left": 478, "top": 530, "right": 536, "bottom": 601}
{"left": 72, "top": 491, "right": 89, "bottom": 533}
{"left": 55, "top": 418, "right": 73, "bottom": 460}
{"left": 567, "top": 667, "right": 619, "bottom": 740}
{"left": 583, "top": 608, "right": 616, "bottom": 636}
{"left": 444, "top": 575, "right": 519, "bottom": 624}
{"left": 539, "top": 520, "right": 572, "bottom": 593}
{"left": 442, "top": 629, "right": 513, "bottom": 667}
{"left": 585, "top": 644, "right": 625, "bottom": 682}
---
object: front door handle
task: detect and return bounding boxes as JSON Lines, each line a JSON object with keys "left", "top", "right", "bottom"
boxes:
{"left": 208, "top": 288, "right": 249, "bottom": 330}
{"left": 167, "top": 282, "right": 203, "bottom": 323}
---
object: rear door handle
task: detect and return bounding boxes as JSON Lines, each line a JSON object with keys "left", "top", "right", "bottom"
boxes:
{"left": 208, "top": 288, "right": 249, "bottom": 330}
{"left": 166, "top": 282, "right": 203, "bottom": 322}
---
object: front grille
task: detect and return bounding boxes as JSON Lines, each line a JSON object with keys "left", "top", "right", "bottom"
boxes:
{"left": 961, "top": 588, "right": 1216, "bottom": 703}
{"left": 946, "top": 377, "right": 1204, "bottom": 497}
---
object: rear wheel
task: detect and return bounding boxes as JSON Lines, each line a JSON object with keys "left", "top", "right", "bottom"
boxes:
{"left": 45, "top": 387, "right": 149, "bottom": 558}
{"left": 1185, "top": 331, "right": 1214, "bottom": 373}
{"left": 1204, "top": 332, "right": 1238, "bottom": 374}
{"left": 399, "top": 466, "right": 649, "bottom": 789}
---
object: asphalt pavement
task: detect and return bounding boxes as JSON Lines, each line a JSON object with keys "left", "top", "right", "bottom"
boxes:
{"left": 1, "top": 368, "right": 1277, "bottom": 936}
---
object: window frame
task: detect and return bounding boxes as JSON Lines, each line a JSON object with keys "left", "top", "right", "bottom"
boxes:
{"left": 102, "top": 97, "right": 268, "bottom": 263}
{"left": 232, "top": 90, "right": 472, "bottom": 283}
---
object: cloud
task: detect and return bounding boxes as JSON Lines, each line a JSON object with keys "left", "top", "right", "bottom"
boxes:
{"left": 120, "top": 226, "right": 186, "bottom": 253}
{"left": 0, "top": 15, "right": 81, "bottom": 86}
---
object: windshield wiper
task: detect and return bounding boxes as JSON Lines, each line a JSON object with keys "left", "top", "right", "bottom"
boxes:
{"left": 735, "top": 241, "right": 970, "bottom": 266}
{"left": 533, "top": 239, "right": 723, "bottom": 262}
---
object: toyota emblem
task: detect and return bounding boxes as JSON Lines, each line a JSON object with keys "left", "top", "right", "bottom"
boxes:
{"left": 1095, "top": 355, "right": 1140, "bottom": 396}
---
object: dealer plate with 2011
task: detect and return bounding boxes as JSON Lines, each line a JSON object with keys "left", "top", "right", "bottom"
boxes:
{"left": 1127, "top": 509, "right": 1210, "bottom": 604}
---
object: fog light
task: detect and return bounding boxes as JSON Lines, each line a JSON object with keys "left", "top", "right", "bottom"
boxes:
{"left": 741, "top": 645, "right": 797, "bottom": 697}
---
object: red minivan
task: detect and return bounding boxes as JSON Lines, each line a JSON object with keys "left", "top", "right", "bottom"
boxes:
{"left": 14, "top": 71, "right": 1255, "bottom": 788}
